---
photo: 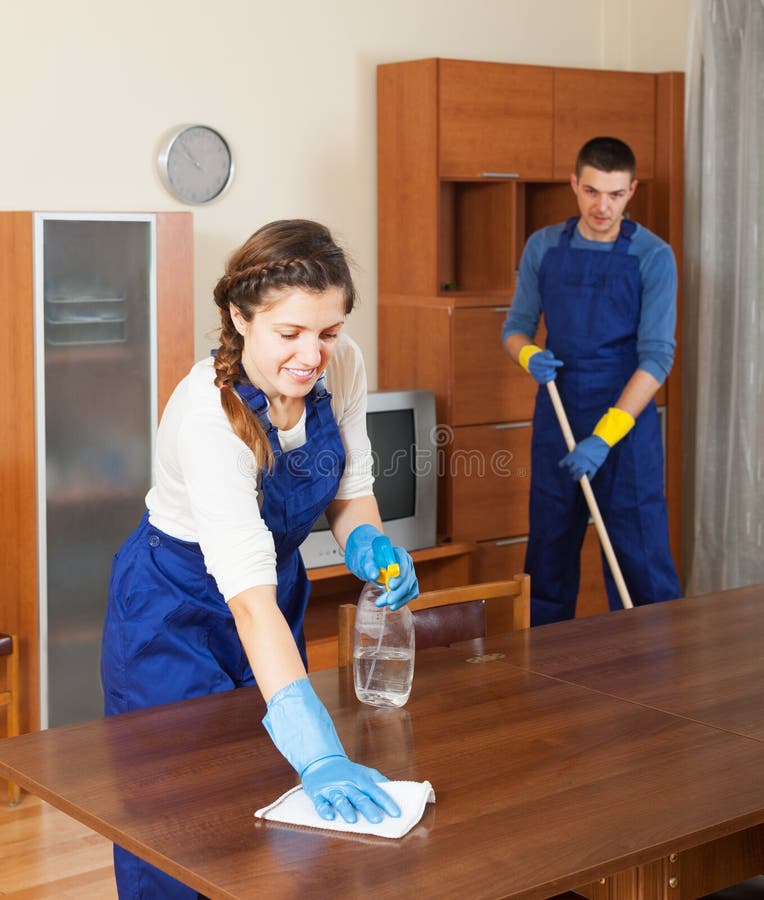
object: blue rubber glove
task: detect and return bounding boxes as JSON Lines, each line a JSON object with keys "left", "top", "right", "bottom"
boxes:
{"left": 559, "top": 435, "right": 611, "bottom": 481}
{"left": 263, "top": 678, "right": 400, "bottom": 824}
{"left": 344, "top": 524, "right": 419, "bottom": 610}
{"left": 528, "top": 349, "right": 564, "bottom": 383}
{"left": 519, "top": 345, "right": 564, "bottom": 384}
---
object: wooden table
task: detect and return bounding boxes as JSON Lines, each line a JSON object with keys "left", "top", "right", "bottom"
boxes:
{"left": 465, "top": 583, "right": 764, "bottom": 742}
{"left": 0, "top": 588, "right": 763, "bottom": 899}
{"left": 453, "top": 584, "right": 764, "bottom": 898}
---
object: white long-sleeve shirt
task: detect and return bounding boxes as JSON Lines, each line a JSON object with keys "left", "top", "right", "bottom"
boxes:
{"left": 146, "top": 333, "right": 373, "bottom": 600}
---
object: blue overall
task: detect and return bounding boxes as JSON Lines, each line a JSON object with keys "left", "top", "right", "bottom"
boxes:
{"left": 526, "top": 217, "right": 681, "bottom": 626}
{"left": 100, "top": 374, "right": 345, "bottom": 899}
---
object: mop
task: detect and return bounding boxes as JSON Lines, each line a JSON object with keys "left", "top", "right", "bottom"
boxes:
{"left": 546, "top": 380, "right": 633, "bottom": 609}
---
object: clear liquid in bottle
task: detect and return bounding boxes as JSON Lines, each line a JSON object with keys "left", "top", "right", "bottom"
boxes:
{"left": 353, "top": 581, "right": 415, "bottom": 708}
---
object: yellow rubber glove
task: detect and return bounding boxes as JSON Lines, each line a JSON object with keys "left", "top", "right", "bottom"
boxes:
{"left": 592, "top": 407, "right": 635, "bottom": 447}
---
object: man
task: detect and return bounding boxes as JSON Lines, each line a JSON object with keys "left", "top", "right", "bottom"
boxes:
{"left": 503, "top": 136, "right": 681, "bottom": 625}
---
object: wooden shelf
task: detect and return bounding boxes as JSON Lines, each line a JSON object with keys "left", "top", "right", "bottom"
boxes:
{"left": 307, "top": 541, "right": 474, "bottom": 583}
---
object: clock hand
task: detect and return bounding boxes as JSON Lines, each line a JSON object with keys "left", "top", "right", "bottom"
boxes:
{"left": 177, "top": 141, "right": 202, "bottom": 170}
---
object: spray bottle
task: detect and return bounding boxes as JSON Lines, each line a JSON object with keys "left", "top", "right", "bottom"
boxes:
{"left": 352, "top": 536, "right": 415, "bottom": 708}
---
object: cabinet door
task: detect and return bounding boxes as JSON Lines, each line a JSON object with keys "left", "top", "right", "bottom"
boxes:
{"left": 452, "top": 307, "right": 537, "bottom": 426}
{"left": 439, "top": 60, "right": 554, "bottom": 179}
{"left": 447, "top": 423, "right": 532, "bottom": 541}
{"left": 554, "top": 69, "right": 656, "bottom": 179}
{"left": 39, "top": 217, "right": 156, "bottom": 728}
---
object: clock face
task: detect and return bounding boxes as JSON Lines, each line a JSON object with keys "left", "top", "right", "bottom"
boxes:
{"left": 159, "top": 125, "right": 233, "bottom": 204}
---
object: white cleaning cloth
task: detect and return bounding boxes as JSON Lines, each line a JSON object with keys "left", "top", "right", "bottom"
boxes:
{"left": 255, "top": 780, "right": 435, "bottom": 839}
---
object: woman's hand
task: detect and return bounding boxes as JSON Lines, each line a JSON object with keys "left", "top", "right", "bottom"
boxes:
{"left": 344, "top": 524, "right": 419, "bottom": 609}
{"left": 263, "top": 678, "right": 401, "bottom": 823}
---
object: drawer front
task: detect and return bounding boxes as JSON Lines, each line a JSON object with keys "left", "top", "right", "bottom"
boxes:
{"left": 474, "top": 525, "right": 608, "bottom": 618}
{"left": 473, "top": 537, "right": 528, "bottom": 584}
{"left": 452, "top": 307, "right": 539, "bottom": 426}
{"left": 447, "top": 423, "right": 531, "bottom": 541}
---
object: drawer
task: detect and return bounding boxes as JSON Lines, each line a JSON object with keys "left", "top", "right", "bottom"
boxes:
{"left": 473, "top": 536, "right": 528, "bottom": 583}
{"left": 474, "top": 525, "right": 608, "bottom": 618}
{"left": 446, "top": 423, "right": 531, "bottom": 542}
{"left": 452, "top": 307, "right": 541, "bottom": 426}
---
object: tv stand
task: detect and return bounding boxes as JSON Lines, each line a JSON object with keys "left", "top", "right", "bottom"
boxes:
{"left": 304, "top": 541, "right": 475, "bottom": 670}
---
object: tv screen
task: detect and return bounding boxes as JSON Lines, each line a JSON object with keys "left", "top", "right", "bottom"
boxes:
{"left": 299, "top": 390, "right": 437, "bottom": 568}
{"left": 368, "top": 408, "right": 417, "bottom": 520}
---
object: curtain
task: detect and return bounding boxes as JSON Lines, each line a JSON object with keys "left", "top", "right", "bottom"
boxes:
{"left": 683, "top": 0, "right": 764, "bottom": 594}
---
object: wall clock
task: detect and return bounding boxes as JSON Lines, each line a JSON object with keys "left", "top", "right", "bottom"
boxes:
{"left": 157, "top": 124, "right": 234, "bottom": 205}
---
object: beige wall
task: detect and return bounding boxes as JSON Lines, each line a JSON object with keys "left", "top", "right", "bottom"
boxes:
{"left": 2, "top": 0, "right": 690, "bottom": 385}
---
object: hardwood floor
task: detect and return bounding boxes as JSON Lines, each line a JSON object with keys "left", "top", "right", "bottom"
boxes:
{"left": 0, "top": 792, "right": 117, "bottom": 898}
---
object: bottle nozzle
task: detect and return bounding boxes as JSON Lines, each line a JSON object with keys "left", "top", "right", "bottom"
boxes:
{"left": 371, "top": 535, "right": 399, "bottom": 592}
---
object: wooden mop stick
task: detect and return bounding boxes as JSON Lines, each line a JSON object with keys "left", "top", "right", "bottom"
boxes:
{"left": 546, "top": 380, "right": 633, "bottom": 610}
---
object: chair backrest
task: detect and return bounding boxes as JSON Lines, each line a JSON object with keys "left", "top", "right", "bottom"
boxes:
{"left": 0, "top": 632, "right": 21, "bottom": 804}
{"left": 337, "top": 574, "right": 530, "bottom": 667}
{"left": 0, "top": 632, "right": 20, "bottom": 734}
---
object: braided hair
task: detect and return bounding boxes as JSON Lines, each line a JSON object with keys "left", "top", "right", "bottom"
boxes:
{"left": 212, "top": 219, "right": 357, "bottom": 470}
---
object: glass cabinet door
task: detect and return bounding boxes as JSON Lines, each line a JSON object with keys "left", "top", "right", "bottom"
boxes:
{"left": 36, "top": 215, "right": 156, "bottom": 727}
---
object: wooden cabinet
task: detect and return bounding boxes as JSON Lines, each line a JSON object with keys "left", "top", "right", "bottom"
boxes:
{"left": 0, "top": 212, "right": 194, "bottom": 732}
{"left": 438, "top": 59, "right": 656, "bottom": 181}
{"left": 554, "top": 68, "right": 656, "bottom": 180}
{"left": 438, "top": 59, "right": 554, "bottom": 179}
{"left": 377, "top": 58, "right": 684, "bottom": 615}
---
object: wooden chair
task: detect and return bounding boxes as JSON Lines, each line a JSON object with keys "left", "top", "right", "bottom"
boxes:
{"left": 0, "top": 632, "right": 21, "bottom": 805}
{"left": 337, "top": 574, "right": 530, "bottom": 667}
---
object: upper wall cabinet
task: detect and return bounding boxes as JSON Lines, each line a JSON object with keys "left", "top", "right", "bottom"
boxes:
{"left": 553, "top": 68, "right": 656, "bottom": 179}
{"left": 438, "top": 60, "right": 555, "bottom": 179}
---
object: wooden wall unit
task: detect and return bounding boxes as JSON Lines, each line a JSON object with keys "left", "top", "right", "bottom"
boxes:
{"left": 0, "top": 214, "right": 37, "bottom": 734}
{"left": 0, "top": 212, "right": 193, "bottom": 733}
{"left": 378, "top": 59, "right": 684, "bottom": 613}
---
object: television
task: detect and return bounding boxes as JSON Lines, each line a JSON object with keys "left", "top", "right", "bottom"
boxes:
{"left": 298, "top": 389, "right": 438, "bottom": 569}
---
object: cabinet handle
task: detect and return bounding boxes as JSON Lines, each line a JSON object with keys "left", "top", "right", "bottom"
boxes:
{"left": 492, "top": 306, "right": 510, "bottom": 313}
{"left": 494, "top": 538, "right": 528, "bottom": 547}
{"left": 481, "top": 172, "right": 520, "bottom": 179}
{"left": 495, "top": 421, "right": 531, "bottom": 430}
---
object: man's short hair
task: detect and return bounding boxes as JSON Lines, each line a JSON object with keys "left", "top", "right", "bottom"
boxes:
{"left": 575, "top": 137, "right": 636, "bottom": 180}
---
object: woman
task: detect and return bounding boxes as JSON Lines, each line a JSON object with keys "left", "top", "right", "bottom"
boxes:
{"left": 101, "top": 219, "right": 419, "bottom": 899}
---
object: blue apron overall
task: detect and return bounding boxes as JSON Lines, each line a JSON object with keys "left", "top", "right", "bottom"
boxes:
{"left": 101, "top": 373, "right": 345, "bottom": 899}
{"left": 526, "top": 217, "right": 681, "bottom": 626}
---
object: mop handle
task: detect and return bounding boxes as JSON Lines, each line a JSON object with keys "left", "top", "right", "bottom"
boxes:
{"left": 546, "top": 380, "right": 633, "bottom": 610}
